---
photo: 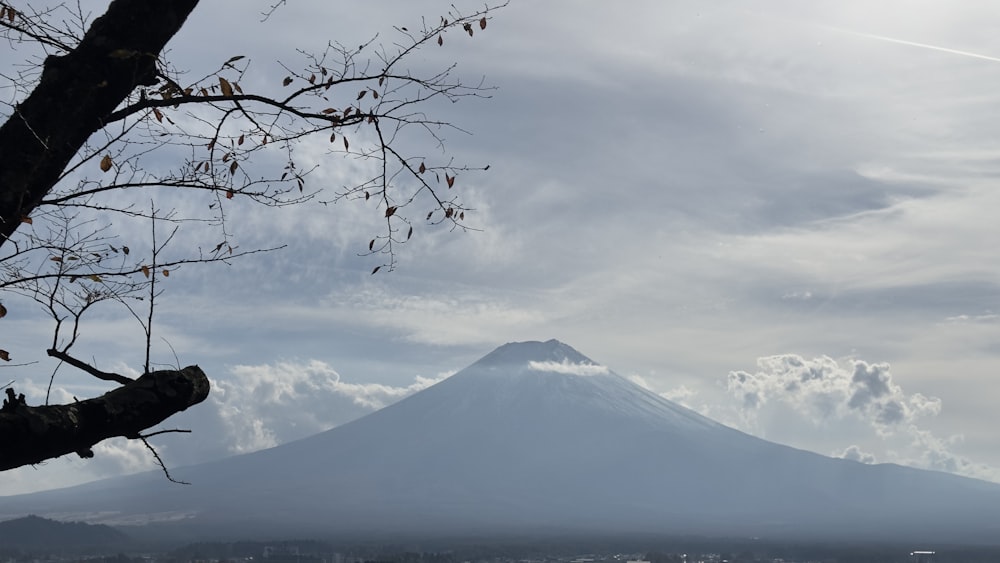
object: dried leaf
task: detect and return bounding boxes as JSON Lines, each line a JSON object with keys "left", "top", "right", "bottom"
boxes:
{"left": 100, "top": 154, "right": 113, "bottom": 172}
{"left": 123, "top": 245, "right": 130, "bottom": 255}
{"left": 385, "top": 206, "right": 397, "bottom": 218}
{"left": 226, "top": 189, "right": 235, "bottom": 199}
{"left": 50, "top": 256, "right": 63, "bottom": 263}
{"left": 5, "top": 7, "right": 14, "bottom": 22}
{"left": 283, "top": 76, "right": 293, "bottom": 86}
{"left": 426, "top": 211, "right": 434, "bottom": 220}
{"left": 480, "top": 17, "right": 487, "bottom": 30}
{"left": 309, "top": 74, "right": 316, "bottom": 84}
{"left": 238, "top": 133, "right": 245, "bottom": 145}
{"left": 407, "top": 226, "right": 413, "bottom": 240}
{"left": 445, "top": 207, "right": 454, "bottom": 218}
{"left": 20, "top": 216, "right": 32, "bottom": 225}
{"left": 322, "top": 108, "right": 337, "bottom": 114}
{"left": 229, "top": 160, "right": 238, "bottom": 174}
{"left": 344, "top": 137, "right": 350, "bottom": 151}
{"left": 0, "top": 303, "right": 6, "bottom": 319}
{"left": 371, "top": 266, "right": 381, "bottom": 275}
{"left": 88, "top": 274, "right": 102, "bottom": 283}
{"left": 200, "top": 87, "right": 209, "bottom": 97}
{"left": 233, "top": 82, "right": 243, "bottom": 94}
{"left": 329, "top": 131, "right": 336, "bottom": 143}
{"left": 357, "top": 90, "right": 367, "bottom": 100}
{"left": 218, "top": 77, "right": 234, "bottom": 97}
{"left": 437, "top": 35, "right": 443, "bottom": 46}
{"left": 364, "top": 191, "right": 370, "bottom": 200}
{"left": 225, "top": 55, "right": 245, "bottom": 64}
{"left": 153, "top": 108, "right": 163, "bottom": 123}
{"left": 446, "top": 173, "right": 456, "bottom": 188}
{"left": 162, "top": 269, "right": 170, "bottom": 277}
{"left": 459, "top": 211, "right": 465, "bottom": 220}
{"left": 0, "top": 350, "right": 10, "bottom": 362}
{"left": 418, "top": 162, "right": 426, "bottom": 174}
{"left": 141, "top": 265, "right": 150, "bottom": 278}
{"left": 369, "top": 239, "right": 375, "bottom": 251}
{"left": 372, "top": 90, "right": 378, "bottom": 99}
{"left": 378, "top": 75, "right": 385, "bottom": 86}
{"left": 463, "top": 22, "right": 473, "bottom": 37}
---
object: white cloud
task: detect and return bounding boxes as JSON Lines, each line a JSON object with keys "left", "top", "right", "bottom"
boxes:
{"left": 527, "top": 359, "right": 608, "bottom": 377}
{"left": 726, "top": 354, "right": 998, "bottom": 482}
{"left": 727, "top": 355, "right": 940, "bottom": 434}
{"left": 838, "top": 444, "right": 877, "bottom": 464}
{"left": 210, "top": 360, "right": 448, "bottom": 454}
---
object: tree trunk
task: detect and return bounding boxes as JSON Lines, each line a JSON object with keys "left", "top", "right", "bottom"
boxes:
{"left": 0, "top": 366, "right": 210, "bottom": 471}
{"left": 0, "top": 0, "right": 200, "bottom": 244}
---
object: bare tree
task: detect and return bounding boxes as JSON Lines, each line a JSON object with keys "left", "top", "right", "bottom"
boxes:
{"left": 0, "top": 0, "right": 502, "bottom": 474}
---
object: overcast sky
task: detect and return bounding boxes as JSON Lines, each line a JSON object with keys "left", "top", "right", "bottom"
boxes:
{"left": 4, "top": 0, "right": 1000, "bottom": 495}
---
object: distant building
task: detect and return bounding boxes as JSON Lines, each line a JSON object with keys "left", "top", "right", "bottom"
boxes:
{"left": 910, "top": 551, "right": 935, "bottom": 563}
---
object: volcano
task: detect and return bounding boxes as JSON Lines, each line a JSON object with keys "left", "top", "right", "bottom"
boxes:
{"left": 3, "top": 339, "right": 1000, "bottom": 542}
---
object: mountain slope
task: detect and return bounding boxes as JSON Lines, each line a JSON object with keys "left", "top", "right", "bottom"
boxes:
{"left": 4, "top": 340, "right": 1000, "bottom": 542}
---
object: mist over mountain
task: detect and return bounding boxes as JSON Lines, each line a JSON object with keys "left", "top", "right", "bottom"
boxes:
{"left": 3, "top": 340, "right": 1000, "bottom": 543}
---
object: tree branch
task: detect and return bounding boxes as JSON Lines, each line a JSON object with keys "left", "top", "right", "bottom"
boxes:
{"left": 0, "top": 0, "right": 201, "bottom": 245}
{"left": 0, "top": 365, "right": 210, "bottom": 471}
{"left": 45, "top": 348, "right": 134, "bottom": 385}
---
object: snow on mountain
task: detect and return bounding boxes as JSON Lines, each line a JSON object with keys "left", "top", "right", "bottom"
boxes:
{"left": 4, "top": 339, "right": 1000, "bottom": 543}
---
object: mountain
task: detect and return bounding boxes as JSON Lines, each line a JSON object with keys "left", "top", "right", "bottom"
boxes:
{"left": 0, "top": 515, "right": 129, "bottom": 550}
{"left": 3, "top": 339, "right": 1000, "bottom": 543}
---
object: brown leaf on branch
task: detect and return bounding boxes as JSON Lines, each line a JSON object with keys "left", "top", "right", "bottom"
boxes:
{"left": 218, "top": 77, "right": 234, "bottom": 97}
{"left": 100, "top": 154, "right": 113, "bottom": 172}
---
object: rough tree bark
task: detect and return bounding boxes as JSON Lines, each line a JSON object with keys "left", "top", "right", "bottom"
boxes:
{"left": 0, "top": 366, "right": 210, "bottom": 471}
{"left": 0, "top": 0, "right": 210, "bottom": 471}
{"left": 0, "top": 0, "right": 200, "bottom": 242}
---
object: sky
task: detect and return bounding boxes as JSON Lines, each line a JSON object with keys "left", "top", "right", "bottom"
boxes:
{"left": 3, "top": 0, "right": 1000, "bottom": 495}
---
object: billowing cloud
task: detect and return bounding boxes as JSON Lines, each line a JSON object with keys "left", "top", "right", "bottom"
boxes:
{"left": 210, "top": 360, "right": 449, "bottom": 453}
{"left": 904, "top": 428, "right": 998, "bottom": 482}
{"left": 838, "top": 444, "right": 877, "bottom": 464}
{"left": 527, "top": 359, "right": 609, "bottom": 377}
{"left": 727, "top": 355, "right": 940, "bottom": 434}
{"left": 726, "top": 354, "right": 997, "bottom": 482}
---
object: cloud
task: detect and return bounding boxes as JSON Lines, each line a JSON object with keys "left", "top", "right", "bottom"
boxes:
{"left": 527, "top": 359, "right": 609, "bottom": 377}
{"left": 838, "top": 444, "right": 877, "bottom": 464}
{"left": 727, "top": 354, "right": 940, "bottom": 434}
{"left": 209, "top": 360, "right": 449, "bottom": 454}
{"left": 903, "top": 428, "right": 999, "bottom": 482}
{"left": 726, "top": 354, "right": 998, "bottom": 482}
